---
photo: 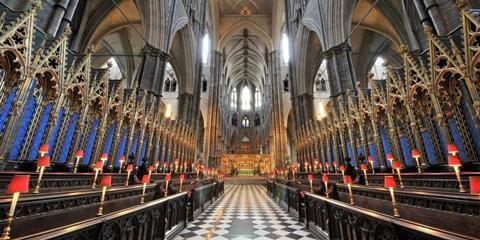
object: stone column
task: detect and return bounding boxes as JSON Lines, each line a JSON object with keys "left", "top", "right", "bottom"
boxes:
{"left": 202, "top": 51, "right": 222, "bottom": 163}
{"left": 269, "top": 51, "right": 289, "bottom": 167}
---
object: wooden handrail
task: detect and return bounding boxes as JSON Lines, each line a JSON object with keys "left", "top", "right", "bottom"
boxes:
{"left": 0, "top": 183, "right": 156, "bottom": 203}
{"left": 302, "top": 190, "right": 476, "bottom": 240}
{"left": 17, "top": 191, "right": 189, "bottom": 240}
{"left": 336, "top": 183, "right": 480, "bottom": 202}
{"left": 271, "top": 181, "right": 477, "bottom": 240}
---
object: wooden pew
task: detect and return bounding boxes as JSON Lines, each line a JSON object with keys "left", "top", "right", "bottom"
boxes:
{"left": 334, "top": 183, "right": 480, "bottom": 238}
{"left": 294, "top": 171, "right": 480, "bottom": 193}
{"left": 15, "top": 181, "right": 224, "bottom": 240}
{"left": 0, "top": 171, "right": 128, "bottom": 194}
{"left": 268, "top": 180, "right": 477, "bottom": 240}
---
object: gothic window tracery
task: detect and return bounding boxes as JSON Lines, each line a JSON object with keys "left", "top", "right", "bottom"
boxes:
{"left": 163, "top": 62, "right": 177, "bottom": 92}
{"left": 231, "top": 88, "right": 237, "bottom": 109}
{"left": 282, "top": 33, "right": 290, "bottom": 64}
{"left": 314, "top": 60, "right": 328, "bottom": 92}
{"left": 202, "top": 33, "right": 210, "bottom": 64}
{"left": 232, "top": 114, "right": 238, "bottom": 126}
{"left": 164, "top": 78, "right": 171, "bottom": 92}
{"left": 284, "top": 74, "right": 289, "bottom": 92}
{"left": 255, "top": 114, "right": 260, "bottom": 126}
{"left": 255, "top": 87, "right": 261, "bottom": 108}
{"left": 242, "top": 116, "right": 250, "bottom": 128}
{"left": 202, "top": 75, "right": 208, "bottom": 92}
{"left": 241, "top": 86, "right": 252, "bottom": 111}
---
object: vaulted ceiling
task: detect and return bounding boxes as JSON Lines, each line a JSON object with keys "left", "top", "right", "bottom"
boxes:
{"left": 222, "top": 28, "right": 268, "bottom": 90}
{"left": 216, "top": 0, "right": 272, "bottom": 16}
{"left": 214, "top": 0, "right": 273, "bottom": 91}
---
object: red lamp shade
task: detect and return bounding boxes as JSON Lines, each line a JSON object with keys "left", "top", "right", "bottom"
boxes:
{"left": 75, "top": 150, "right": 84, "bottom": 158}
{"left": 448, "top": 155, "right": 462, "bottom": 166}
{"left": 339, "top": 165, "right": 346, "bottom": 171}
{"left": 164, "top": 162, "right": 167, "bottom": 167}
{"left": 100, "top": 176, "right": 112, "bottom": 187}
{"left": 94, "top": 161, "right": 103, "bottom": 170}
{"left": 447, "top": 144, "right": 458, "bottom": 154}
{"left": 360, "top": 164, "right": 368, "bottom": 171}
{"left": 165, "top": 174, "right": 171, "bottom": 181}
{"left": 147, "top": 165, "right": 154, "bottom": 172}
{"left": 119, "top": 156, "right": 126, "bottom": 162}
{"left": 392, "top": 161, "right": 402, "bottom": 169}
{"left": 314, "top": 159, "right": 319, "bottom": 165}
{"left": 411, "top": 149, "right": 420, "bottom": 158}
{"left": 344, "top": 175, "right": 353, "bottom": 184}
{"left": 386, "top": 153, "right": 394, "bottom": 161}
{"left": 179, "top": 174, "right": 185, "bottom": 180}
{"left": 141, "top": 175, "right": 150, "bottom": 184}
{"left": 333, "top": 161, "right": 338, "bottom": 166}
{"left": 100, "top": 153, "right": 108, "bottom": 161}
{"left": 308, "top": 174, "right": 314, "bottom": 181}
{"left": 39, "top": 144, "right": 49, "bottom": 154}
{"left": 469, "top": 176, "right": 480, "bottom": 194}
{"left": 154, "top": 161, "right": 160, "bottom": 166}
{"left": 7, "top": 175, "right": 30, "bottom": 194}
{"left": 368, "top": 156, "right": 374, "bottom": 162}
{"left": 384, "top": 176, "right": 396, "bottom": 188}
{"left": 37, "top": 156, "right": 51, "bottom": 167}
{"left": 174, "top": 159, "right": 179, "bottom": 164}
{"left": 326, "top": 162, "right": 330, "bottom": 167}
{"left": 322, "top": 175, "right": 329, "bottom": 182}
{"left": 127, "top": 164, "right": 134, "bottom": 171}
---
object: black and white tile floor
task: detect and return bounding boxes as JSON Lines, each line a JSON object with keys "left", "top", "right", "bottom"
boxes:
{"left": 174, "top": 185, "right": 316, "bottom": 240}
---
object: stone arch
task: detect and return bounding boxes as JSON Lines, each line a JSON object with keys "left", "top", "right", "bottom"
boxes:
{"left": 293, "top": 25, "right": 323, "bottom": 96}
{"left": 169, "top": 25, "right": 197, "bottom": 95}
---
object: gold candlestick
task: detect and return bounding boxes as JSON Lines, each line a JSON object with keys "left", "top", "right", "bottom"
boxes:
{"left": 92, "top": 169, "right": 100, "bottom": 189}
{"left": 97, "top": 186, "right": 107, "bottom": 216}
{"left": 118, "top": 161, "right": 124, "bottom": 174}
{"left": 2, "top": 192, "right": 19, "bottom": 240}
{"left": 414, "top": 157, "right": 422, "bottom": 173}
{"left": 363, "top": 170, "right": 369, "bottom": 186}
{"left": 140, "top": 183, "right": 147, "bottom": 203}
{"left": 395, "top": 168, "right": 404, "bottom": 188}
{"left": 369, "top": 161, "right": 375, "bottom": 174}
{"left": 33, "top": 166, "right": 45, "bottom": 194}
{"left": 347, "top": 183, "right": 354, "bottom": 205}
{"left": 73, "top": 157, "right": 81, "bottom": 173}
{"left": 165, "top": 180, "right": 169, "bottom": 196}
{"left": 324, "top": 181, "right": 329, "bottom": 197}
{"left": 125, "top": 171, "right": 131, "bottom": 186}
{"left": 389, "top": 187, "right": 400, "bottom": 217}
{"left": 453, "top": 166, "right": 466, "bottom": 192}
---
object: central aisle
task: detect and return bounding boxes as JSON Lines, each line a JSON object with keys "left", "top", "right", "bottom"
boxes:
{"left": 174, "top": 185, "right": 316, "bottom": 240}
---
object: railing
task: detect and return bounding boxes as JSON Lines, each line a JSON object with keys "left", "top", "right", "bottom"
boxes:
{"left": 18, "top": 181, "right": 224, "bottom": 239}
{"left": 269, "top": 180, "right": 302, "bottom": 219}
{"left": 267, "top": 180, "right": 476, "bottom": 240}
{"left": 0, "top": 183, "right": 158, "bottom": 237}
{"left": 191, "top": 181, "right": 224, "bottom": 219}
{"left": 303, "top": 191, "right": 475, "bottom": 240}
{"left": 294, "top": 172, "right": 479, "bottom": 193}
{"left": 0, "top": 172, "right": 128, "bottom": 194}
{"left": 19, "top": 192, "right": 189, "bottom": 240}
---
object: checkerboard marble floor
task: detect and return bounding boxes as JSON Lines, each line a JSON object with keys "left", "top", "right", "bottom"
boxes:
{"left": 174, "top": 185, "right": 316, "bottom": 240}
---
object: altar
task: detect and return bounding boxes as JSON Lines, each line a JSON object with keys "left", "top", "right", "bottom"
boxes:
{"left": 219, "top": 154, "right": 271, "bottom": 176}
